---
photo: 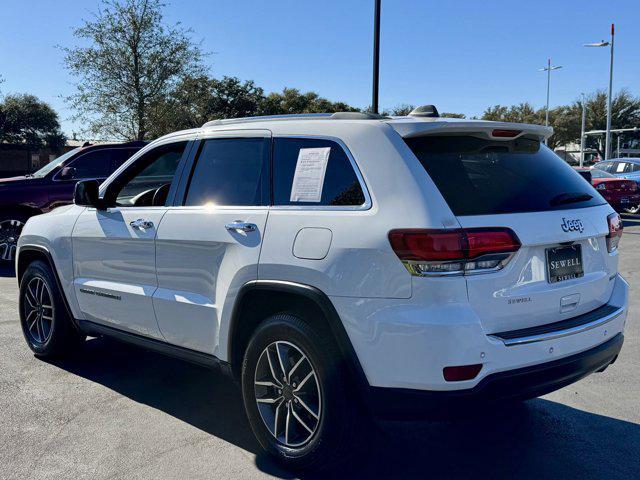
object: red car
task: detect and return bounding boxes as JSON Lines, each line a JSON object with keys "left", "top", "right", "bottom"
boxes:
{"left": 575, "top": 167, "right": 640, "bottom": 213}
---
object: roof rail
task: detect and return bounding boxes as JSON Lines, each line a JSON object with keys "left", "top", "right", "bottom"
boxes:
{"left": 202, "top": 113, "right": 331, "bottom": 128}
{"left": 201, "top": 111, "right": 389, "bottom": 128}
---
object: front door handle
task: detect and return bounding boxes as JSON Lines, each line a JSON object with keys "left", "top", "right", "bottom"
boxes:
{"left": 130, "top": 218, "right": 154, "bottom": 230}
{"left": 225, "top": 220, "right": 257, "bottom": 233}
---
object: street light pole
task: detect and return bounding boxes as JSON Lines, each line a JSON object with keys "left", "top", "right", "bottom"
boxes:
{"left": 606, "top": 23, "right": 615, "bottom": 160}
{"left": 580, "top": 93, "right": 587, "bottom": 167}
{"left": 539, "top": 59, "right": 562, "bottom": 144}
{"left": 584, "top": 23, "right": 615, "bottom": 160}
{"left": 371, "top": 0, "right": 381, "bottom": 114}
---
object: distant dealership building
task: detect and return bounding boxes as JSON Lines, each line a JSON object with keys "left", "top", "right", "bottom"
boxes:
{"left": 0, "top": 140, "right": 90, "bottom": 178}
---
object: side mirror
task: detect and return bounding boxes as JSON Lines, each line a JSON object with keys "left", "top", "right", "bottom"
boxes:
{"left": 59, "top": 166, "right": 77, "bottom": 180}
{"left": 74, "top": 180, "right": 102, "bottom": 208}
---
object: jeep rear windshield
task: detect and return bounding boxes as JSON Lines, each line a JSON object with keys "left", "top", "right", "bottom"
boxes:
{"left": 405, "top": 135, "right": 605, "bottom": 216}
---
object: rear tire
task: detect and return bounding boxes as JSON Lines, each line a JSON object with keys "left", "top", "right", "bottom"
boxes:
{"left": 241, "top": 312, "right": 355, "bottom": 471}
{"left": 19, "top": 260, "right": 85, "bottom": 357}
{"left": 0, "top": 212, "right": 28, "bottom": 263}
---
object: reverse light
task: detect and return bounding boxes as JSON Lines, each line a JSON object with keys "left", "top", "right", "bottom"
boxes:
{"left": 388, "top": 228, "right": 521, "bottom": 276}
{"left": 443, "top": 364, "right": 483, "bottom": 382}
{"left": 606, "top": 213, "right": 623, "bottom": 253}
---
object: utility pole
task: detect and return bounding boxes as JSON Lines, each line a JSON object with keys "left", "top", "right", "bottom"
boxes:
{"left": 371, "top": 0, "right": 381, "bottom": 114}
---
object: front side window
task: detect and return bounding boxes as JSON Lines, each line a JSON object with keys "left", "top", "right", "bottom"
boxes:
{"left": 272, "top": 137, "right": 366, "bottom": 206}
{"left": 68, "top": 150, "right": 114, "bottom": 179}
{"left": 184, "top": 137, "right": 269, "bottom": 207}
{"left": 107, "top": 141, "right": 188, "bottom": 207}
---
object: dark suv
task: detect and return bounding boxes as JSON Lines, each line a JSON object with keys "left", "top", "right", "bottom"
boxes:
{"left": 0, "top": 141, "right": 146, "bottom": 262}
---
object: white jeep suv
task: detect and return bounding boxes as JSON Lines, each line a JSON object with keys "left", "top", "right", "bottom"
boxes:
{"left": 16, "top": 108, "right": 628, "bottom": 469}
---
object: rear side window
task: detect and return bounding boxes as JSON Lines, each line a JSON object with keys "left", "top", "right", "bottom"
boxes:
{"left": 405, "top": 136, "right": 605, "bottom": 216}
{"left": 273, "top": 138, "right": 366, "bottom": 206}
{"left": 185, "top": 137, "right": 269, "bottom": 206}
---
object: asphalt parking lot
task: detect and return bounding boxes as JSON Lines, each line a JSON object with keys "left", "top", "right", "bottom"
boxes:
{"left": 1, "top": 217, "right": 639, "bottom": 480}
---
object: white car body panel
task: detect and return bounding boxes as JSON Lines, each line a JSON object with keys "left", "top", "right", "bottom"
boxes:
{"left": 72, "top": 206, "right": 169, "bottom": 338}
{"left": 154, "top": 207, "right": 268, "bottom": 355}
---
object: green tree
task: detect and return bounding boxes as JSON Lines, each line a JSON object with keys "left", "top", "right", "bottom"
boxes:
{"left": 62, "top": 0, "right": 205, "bottom": 140}
{"left": 150, "top": 75, "right": 264, "bottom": 137}
{"left": 441, "top": 112, "right": 466, "bottom": 119}
{"left": 259, "top": 88, "right": 358, "bottom": 115}
{"left": 0, "top": 94, "right": 66, "bottom": 150}
{"left": 482, "top": 102, "right": 544, "bottom": 125}
{"left": 389, "top": 104, "right": 414, "bottom": 116}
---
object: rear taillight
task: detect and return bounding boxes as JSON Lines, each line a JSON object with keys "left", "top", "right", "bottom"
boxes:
{"left": 388, "top": 228, "right": 521, "bottom": 276}
{"left": 628, "top": 182, "right": 638, "bottom": 192}
{"left": 596, "top": 183, "right": 607, "bottom": 191}
{"left": 606, "top": 213, "right": 623, "bottom": 253}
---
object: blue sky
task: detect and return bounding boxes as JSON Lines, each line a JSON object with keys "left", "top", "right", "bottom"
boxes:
{"left": 1, "top": 0, "right": 638, "bottom": 137}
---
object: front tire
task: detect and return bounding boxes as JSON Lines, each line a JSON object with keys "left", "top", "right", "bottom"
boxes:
{"left": 241, "top": 313, "right": 355, "bottom": 471}
{"left": 19, "top": 260, "right": 85, "bottom": 357}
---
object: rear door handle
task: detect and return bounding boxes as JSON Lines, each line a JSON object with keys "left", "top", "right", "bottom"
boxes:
{"left": 225, "top": 220, "right": 257, "bottom": 233}
{"left": 130, "top": 218, "right": 154, "bottom": 230}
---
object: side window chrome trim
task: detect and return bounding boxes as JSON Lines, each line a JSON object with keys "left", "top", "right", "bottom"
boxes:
{"left": 270, "top": 134, "right": 372, "bottom": 211}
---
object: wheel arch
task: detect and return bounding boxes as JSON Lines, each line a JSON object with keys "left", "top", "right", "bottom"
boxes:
{"left": 228, "top": 280, "right": 369, "bottom": 391}
{"left": 16, "top": 245, "right": 81, "bottom": 332}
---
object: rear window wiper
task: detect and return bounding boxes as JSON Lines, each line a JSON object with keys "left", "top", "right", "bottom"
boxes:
{"left": 549, "top": 192, "right": 593, "bottom": 206}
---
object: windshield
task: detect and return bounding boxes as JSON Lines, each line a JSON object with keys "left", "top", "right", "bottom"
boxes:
{"left": 29, "top": 147, "right": 82, "bottom": 178}
{"left": 405, "top": 135, "right": 606, "bottom": 216}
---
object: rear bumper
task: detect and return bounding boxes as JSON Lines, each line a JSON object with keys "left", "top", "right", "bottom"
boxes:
{"left": 331, "top": 273, "right": 628, "bottom": 392}
{"left": 367, "top": 333, "right": 623, "bottom": 419}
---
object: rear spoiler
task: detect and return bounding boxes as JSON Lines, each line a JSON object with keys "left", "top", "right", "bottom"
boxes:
{"left": 388, "top": 119, "right": 553, "bottom": 141}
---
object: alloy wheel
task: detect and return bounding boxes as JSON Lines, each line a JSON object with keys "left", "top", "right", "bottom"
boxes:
{"left": 0, "top": 219, "right": 25, "bottom": 261}
{"left": 23, "top": 277, "right": 54, "bottom": 344}
{"left": 254, "top": 341, "right": 322, "bottom": 448}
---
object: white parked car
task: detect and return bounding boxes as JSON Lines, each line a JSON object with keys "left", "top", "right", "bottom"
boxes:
{"left": 16, "top": 107, "right": 628, "bottom": 470}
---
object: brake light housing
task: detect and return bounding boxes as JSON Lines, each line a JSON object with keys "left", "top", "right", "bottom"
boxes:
{"left": 388, "top": 228, "right": 521, "bottom": 276}
{"left": 606, "top": 213, "right": 623, "bottom": 252}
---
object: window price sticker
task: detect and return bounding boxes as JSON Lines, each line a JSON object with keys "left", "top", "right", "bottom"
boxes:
{"left": 290, "top": 147, "right": 331, "bottom": 202}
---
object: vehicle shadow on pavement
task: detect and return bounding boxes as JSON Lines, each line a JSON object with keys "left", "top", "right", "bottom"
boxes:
{"left": 46, "top": 337, "right": 640, "bottom": 480}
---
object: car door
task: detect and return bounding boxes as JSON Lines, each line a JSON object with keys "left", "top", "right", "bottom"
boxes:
{"left": 153, "top": 131, "right": 270, "bottom": 354}
{"left": 71, "top": 140, "right": 192, "bottom": 338}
